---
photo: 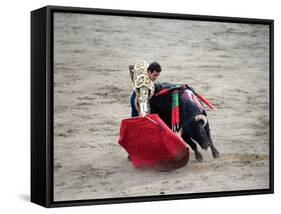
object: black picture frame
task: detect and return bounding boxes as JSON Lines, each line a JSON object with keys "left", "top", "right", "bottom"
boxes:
{"left": 31, "top": 5, "right": 274, "bottom": 208}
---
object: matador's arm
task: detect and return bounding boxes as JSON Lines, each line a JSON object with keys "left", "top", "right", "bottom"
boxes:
{"left": 137, "top": 86, "right": 149, "bottom": 114}
{"left": 128, "top": 61, "right": 153, "bottom": 115}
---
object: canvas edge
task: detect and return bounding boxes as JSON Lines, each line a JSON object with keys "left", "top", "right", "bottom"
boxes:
{"left": 30, "top": 6, "right": 50, "bottom": 207}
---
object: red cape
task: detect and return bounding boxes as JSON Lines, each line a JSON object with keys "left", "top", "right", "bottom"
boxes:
{"left": 118, "top": 114, "right": 189, "bottom": 171}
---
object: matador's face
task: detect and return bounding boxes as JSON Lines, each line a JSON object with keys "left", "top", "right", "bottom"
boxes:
{"left": 148, "top": 70, "right": 160, "bottom": 81}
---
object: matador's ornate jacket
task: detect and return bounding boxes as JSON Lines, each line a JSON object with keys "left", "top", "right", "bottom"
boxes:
{"left": 129, "top": 60, "right": 155, "bottom": 114}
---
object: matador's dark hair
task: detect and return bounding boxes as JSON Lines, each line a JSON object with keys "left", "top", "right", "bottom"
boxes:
{"left": 148, "top": 61, "right": 162, "bottom": 73}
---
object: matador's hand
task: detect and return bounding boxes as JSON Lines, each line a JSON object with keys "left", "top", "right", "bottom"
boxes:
{"left": 140, "top": 112, "right": 148, "bottom": 118}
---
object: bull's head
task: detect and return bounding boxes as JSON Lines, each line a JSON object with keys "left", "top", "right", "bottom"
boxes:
{"left": 189, "top": 114, "right": 210, "bottom": 150}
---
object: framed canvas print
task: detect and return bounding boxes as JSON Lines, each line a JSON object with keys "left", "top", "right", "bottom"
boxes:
{"left": 31, "top": 5, "right": 274, "bottom": 208}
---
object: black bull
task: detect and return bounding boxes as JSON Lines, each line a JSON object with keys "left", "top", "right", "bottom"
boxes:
{"left": 150, "top": 82, "right": 220, "bottom": 162}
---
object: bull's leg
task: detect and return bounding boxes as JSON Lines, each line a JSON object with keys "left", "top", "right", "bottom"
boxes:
{"left": 209, "top": 138, "right": 220, "bottom": 158}
{"left": 205, "top": 123, "right": 220, "bottom": 159}
{"left": 181, "top": 133, "right": 203, "bottom": 162}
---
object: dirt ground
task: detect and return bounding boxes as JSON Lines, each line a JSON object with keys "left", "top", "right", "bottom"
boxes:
{"left": 53, "top": 13, "right": 270, "bottom": 201}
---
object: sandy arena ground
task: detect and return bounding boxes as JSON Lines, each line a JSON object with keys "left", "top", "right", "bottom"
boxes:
{"left": 53, "top": 13, "right": 270, "bottom": 201}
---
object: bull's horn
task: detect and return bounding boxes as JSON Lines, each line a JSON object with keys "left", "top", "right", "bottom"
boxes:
{"left": 195, "top": 114, "right": 208, "bottom": 127}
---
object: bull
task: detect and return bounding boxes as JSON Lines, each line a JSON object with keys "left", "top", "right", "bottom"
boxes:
{"left": 150, "top": 82, "right": 220, "bottom": 162}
